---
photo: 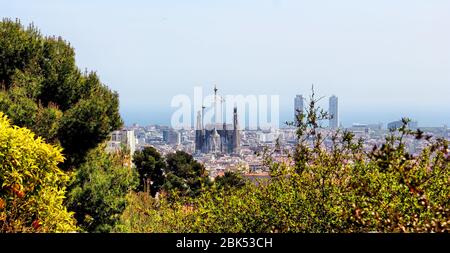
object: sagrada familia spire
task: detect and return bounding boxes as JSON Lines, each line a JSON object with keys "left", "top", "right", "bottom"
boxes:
{"left": 195, "top": 86, "right": 240, "bottom": 155}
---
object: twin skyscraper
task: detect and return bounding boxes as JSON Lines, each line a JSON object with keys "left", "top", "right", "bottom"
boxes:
{"left": 294, "top": 94, "right": 339, "bottom": 129}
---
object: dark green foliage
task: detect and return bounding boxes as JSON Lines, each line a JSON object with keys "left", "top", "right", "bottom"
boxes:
{"left": 133, "top": 148, "right": 211, "bottom": 198}
{"left": 214, "top": 171, "right": 247, "bottom": 190}
{"left": 67, "top": 146, "right": 138, "bottom": 232}
{"left": 0, "top": 20, "right": 42, "bottom": 88}
{"left": 164, "top": 151, "right": 211, "bottom": 197}
{"left": 133, "top": 146, "right": 166, "bottom": 197}
{"left": 0, "top": 19, "right": 122, "bottom": 169}
{"left": 0, "top": 86, "right": 38, "bottom": 129}
{"left": 57, "top": 88, "right": 122, "bottom": 167}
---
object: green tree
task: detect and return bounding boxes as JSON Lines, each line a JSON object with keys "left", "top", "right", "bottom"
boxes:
{"left": 0, "top": 112, "right": 77, "bottom": 232}
{"left": 164, "top": 151, "right": 210, "bottom": 197}
{"left": 214, "top": 171, "right": 247, "bottom": 190}
{"left": 133, "top": 146, "right": 166, "bottom": 197}
{"left": 0, "top": 18, "right": 122, "bottom": 169}
{"left": 66, "top": 145, "right": 138, "bottom": 232}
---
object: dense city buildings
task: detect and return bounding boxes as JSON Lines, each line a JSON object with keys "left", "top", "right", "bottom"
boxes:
{"left": 163, "top": 129, "right": 181, "bottom": 146}
{"left": 107, "top": 93, "right": 450, "bottom": 182}
{"left": 118, "top": 119, "right": 450, "bottom": 181}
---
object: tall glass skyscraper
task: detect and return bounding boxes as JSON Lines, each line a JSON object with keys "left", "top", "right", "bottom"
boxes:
{"left": 329, "top": 95, "right": 339, "bottom": 129}
{"left": 294, "top": 95, "right": 304, "bottom": 123}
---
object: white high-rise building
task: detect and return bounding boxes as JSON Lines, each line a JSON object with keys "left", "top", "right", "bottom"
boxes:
{"left": 294, "top": 95, "right": 304, "bottom": 123}
{"left": 329, "top": 95, "right": 339, "bottom": 129}
{"left": 106, "top": 129, "right": 136, "bottom": 156}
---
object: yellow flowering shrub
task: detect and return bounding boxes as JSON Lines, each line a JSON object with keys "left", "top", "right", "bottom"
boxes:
{"left": 0, "top": 112, "right": 77, "bottom": 232}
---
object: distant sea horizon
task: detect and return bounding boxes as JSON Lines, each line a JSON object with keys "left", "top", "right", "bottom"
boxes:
{"left": 121, "top": 108, "right": 450, "bottom": 128}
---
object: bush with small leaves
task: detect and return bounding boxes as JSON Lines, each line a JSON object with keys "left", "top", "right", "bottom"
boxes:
{"left": 67, "top": 145, "right": 138, "bottom": 232}
{"left": 0, "top": 112, "right": 77, "bottom": 232}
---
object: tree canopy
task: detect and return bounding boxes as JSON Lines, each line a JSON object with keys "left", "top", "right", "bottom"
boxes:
{"left": 214, "top": 171, "right": 247, "bottom": 190}
{"left": 67, "top": 145, "right": 138, "bottom": 232}
{"left": 133, "top": 146, "right": 166, "bottom": 197}
{"left": 163, "top": 151, "right": 211, "bottom": 197}
{"left": 133, "top": 148, "right": 211, "bottom": 198}
{"left": 0, "top": 18, "right": 122, "bottom": 169}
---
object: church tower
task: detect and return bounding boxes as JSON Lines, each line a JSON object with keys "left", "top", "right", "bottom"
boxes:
{"left": 232, "top": 106, "right": 240, "bottom": 154}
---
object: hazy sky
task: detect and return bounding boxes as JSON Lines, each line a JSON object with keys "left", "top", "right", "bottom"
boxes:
{"left": 2, "top": 0, "right": 450, "bottom": 127}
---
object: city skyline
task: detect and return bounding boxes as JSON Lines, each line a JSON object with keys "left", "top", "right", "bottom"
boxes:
{"left": 125, "top": 87, "right": 448, "bottom": 129}
{"left": 4, "top": 0, "right": 450, "bottom": 127}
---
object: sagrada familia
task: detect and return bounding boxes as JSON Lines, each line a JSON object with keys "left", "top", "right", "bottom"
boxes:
{"left": 195, "top": 86, "right": 240, "bottom": 155}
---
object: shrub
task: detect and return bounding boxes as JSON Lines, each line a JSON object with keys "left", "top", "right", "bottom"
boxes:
{"left": 0, "top": 112, "right": 77, "bottom": 232}
{"left": 67, "top": 146, "right": 138, "bottom": 232}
